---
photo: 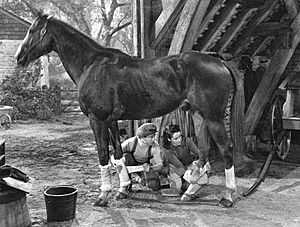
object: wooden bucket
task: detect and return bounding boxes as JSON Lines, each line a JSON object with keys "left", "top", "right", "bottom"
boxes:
{"left": 0, "top": 187, "right": 31, "bottom": 227}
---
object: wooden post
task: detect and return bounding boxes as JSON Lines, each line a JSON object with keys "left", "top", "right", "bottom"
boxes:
{"left": 168, "top": 0, "right": 210, "bottom": 54}
{"left": 132, "top": 0, "right": 142, "bottom": 58}
{"left": 244, "top": 11, "right": 300, "bottom": 135}
{"left": 54, "top": 86, "right": 61, "bottom": 115}
{"left": 40, "top": 55, "right": 50, "bottom": 89}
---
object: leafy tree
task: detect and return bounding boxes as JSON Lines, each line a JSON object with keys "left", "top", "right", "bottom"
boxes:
{"left": 0, "top": 0, "right": 132, "bottom": 52}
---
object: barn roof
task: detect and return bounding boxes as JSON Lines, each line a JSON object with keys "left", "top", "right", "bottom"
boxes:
{"left": 0, "top": 7, "right": 30, "bottom": 27}
{"left": 148, "top": 0, "right": 300, "bottom": 75}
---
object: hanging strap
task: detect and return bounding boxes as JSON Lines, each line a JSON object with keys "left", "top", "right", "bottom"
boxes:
{"left": 147, "top": 145, "right": 153, "bottom": 164}
{"left": 132, "top": 137, "right": 138, "bottom": 154}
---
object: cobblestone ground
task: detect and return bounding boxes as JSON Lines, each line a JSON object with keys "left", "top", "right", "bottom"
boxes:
{"left": 1, "top": 115, "right": 299, "bottom": 227}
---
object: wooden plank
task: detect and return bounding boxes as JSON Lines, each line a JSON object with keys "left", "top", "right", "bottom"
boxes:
{"left": 231, "top": 0, "right": 279, "bottom": 57}
{"left": 2, "top": 177, "right": 34, "bottom": 193}
{"left": 181, "top": 0, "right": 211, "bottom": 51}
{"left": 197, "top": 0, "right": 226, "bottom": 38}
{"left": 284, "top": 0, "right": 298, "bottom": 18}
{"left": 212, "top": 8, "right": 253, "bottom": 53}
{"left": 168, "top": 0, "right": 206, "bottom": 54}
{"left": 244, "top": 12, "right": 300, "bottom": 135}
{"left": 250, "top": 36, "right": 273, "bottom": 57}
{"left": 140, "top": 0, "right": 152, "bottom": 57}
{"left": 196, "top": 0, "right": 239, "bottom": 52}
{"left": 253, "top": 22, "right": 290, "bottom": 36}
{"left": 132, "top": 0, "right": 141, "bottom": 57}
{"left": 151, "top": 0, "right": 186, "bottom": 49}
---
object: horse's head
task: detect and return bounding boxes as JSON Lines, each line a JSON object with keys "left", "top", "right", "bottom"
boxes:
{"left": 15, "top": 12, "right": 53, "bottom": 67}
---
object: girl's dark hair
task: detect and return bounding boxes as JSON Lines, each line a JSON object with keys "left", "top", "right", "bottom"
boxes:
{"left": 119, "top": 128, "right": 128, "bottom": 137}
{"left": 161, "top": 124, "right": 181, "bottom": 149}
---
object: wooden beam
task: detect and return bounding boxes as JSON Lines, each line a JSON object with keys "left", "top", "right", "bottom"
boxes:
{"left": 195, "top": 0, "right": 239, "bottom": 52}
{"left": 140, "top": 0, "right": 152, "bottom": 57}
{"left": 231, "top": 0, "right": 279, "bottom": 57}
{"left": 151, "top": 0, "right": 186, "bottom": 49}
{"left": 244, "top": 11, "right": 300, "bottom": 135}
{"left": 132, "top": 0, "right": 141, "bottom": 57}
{"left": 237, "top": 0, "right": 270, "bottom": 8}
{"left": 168, "top": 0, "right": 210, "bottom": 54}
{"left": 253, "top": 22, "right": 290, "bottom": 36}
{"left": 197, "top": 0, "right": 226, "bottom": 37}
{"left": 181, "top": 0, "right": 211, "bottom": 51}
{"left": 212, "top": 8, "right": 253, "bottom": 53}
{"left": 250, "top": 36, "right": 273, "bottom": 57}
{"left": 284, "top": 0, "right": 298, "bottom": 18}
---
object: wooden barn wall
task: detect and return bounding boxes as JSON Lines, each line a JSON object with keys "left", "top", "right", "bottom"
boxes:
{"left": 0, "top": 9, "right": 29, "bottom": 84}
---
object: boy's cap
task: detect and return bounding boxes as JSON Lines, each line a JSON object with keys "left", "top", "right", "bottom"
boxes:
{"left": 136, "top": 123, "right": 157, "bottom": 137}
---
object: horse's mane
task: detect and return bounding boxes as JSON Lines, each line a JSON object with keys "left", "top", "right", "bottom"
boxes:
{"left": 43, "top": 14, "right": 130, "bottom": 57}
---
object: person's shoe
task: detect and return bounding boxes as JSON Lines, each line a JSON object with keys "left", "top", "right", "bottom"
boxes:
{"left": 180, "top": 193, "right": 197, "bottom": 201}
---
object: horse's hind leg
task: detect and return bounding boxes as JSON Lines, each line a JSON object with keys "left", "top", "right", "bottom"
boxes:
{"left": 89, "top": 114, "right": 111, "bottom": 207}
{"left": 206, "top": 119, "right": 237, "bottom": 208}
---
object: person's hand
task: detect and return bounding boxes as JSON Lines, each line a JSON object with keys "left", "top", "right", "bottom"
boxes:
{"left": 143, "top": 163, "right": 150, "bottom": 172}
{"left": 189, "top": 168, "right": 200, "bottom": 184}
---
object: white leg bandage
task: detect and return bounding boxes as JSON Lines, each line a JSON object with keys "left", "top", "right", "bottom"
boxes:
{"left": 115, "top": 158, "right": 131, "bottom": 188}
{"left": 100, "top": 164, "right": 112, "bottom": 192}
{"left": 225, "top": 166, "right": 236, "bottom": 190}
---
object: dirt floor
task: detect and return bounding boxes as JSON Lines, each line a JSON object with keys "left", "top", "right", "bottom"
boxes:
{"left": 1, "top": 114, "right": 299, "bottom": 227}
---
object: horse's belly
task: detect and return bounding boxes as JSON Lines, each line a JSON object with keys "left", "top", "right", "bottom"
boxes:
{"left": 120, "top": 95, "right": 184, "bottom": 120}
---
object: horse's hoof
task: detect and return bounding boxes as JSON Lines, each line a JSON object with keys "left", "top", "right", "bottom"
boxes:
{"left": 219, "top": 198, "right": 234, "bottom": 208}
{"left": 180, "top": 193, "right": 197, "bottom": 201}
{"left": 114, "top": 192, "right": 128, "bottom": 200}
{"left": 93, "top": 198, "right": 108, "bottom": 207}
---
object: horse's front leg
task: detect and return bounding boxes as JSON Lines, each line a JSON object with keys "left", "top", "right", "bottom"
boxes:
{"left": 89, "top": 114, "right": 111, "bottom": 207}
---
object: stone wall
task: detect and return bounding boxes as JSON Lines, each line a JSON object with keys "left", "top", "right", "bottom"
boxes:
{"left": 0, "top": 8, "right": 29, "bottom": 84}
{"left": 0, "top": 40, "right": 21, "bottom": 83}
{"left": 0, "top": 10, "right": 29, "bottom": 40}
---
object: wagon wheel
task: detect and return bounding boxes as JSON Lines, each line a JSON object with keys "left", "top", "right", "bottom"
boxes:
{"left": 271, "top": 96, "right": 291, "bottom": 160}
{"left": 0, "top": 114, "right": 11, "bottom": 130}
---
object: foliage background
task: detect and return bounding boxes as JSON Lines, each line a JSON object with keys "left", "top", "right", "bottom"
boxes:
{"left": 1, "top": 60, "right": 59, "bottom": 120}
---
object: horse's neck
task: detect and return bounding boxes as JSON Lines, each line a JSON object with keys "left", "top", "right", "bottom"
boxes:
{"left": 51, "top": 21, "right": 103, "bottom": 84}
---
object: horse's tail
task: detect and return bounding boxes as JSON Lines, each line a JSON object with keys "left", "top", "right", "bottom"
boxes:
{"left": 223, "top": 61, "right": 245, "bottom": 164}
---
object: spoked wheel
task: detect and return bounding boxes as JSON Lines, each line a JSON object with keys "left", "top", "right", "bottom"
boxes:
{"left": 0, "top": 114, "right": 11, "bottom": 130}
{"left": 271, "top": 96, "right": 291, "bottom": 160}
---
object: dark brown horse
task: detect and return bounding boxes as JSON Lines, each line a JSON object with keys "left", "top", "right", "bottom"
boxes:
{"left": 15, "top": 12, "right": 244, "bottom": 207}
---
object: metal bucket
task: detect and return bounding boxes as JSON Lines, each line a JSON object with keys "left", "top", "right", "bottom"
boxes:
{"left": 44, "top": 185, "right": 78, "bottom": 223}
